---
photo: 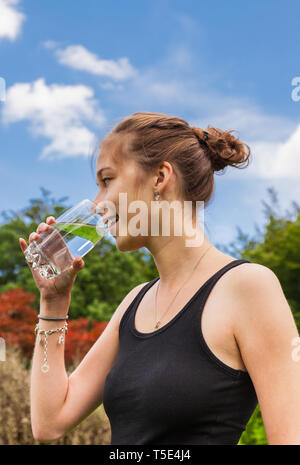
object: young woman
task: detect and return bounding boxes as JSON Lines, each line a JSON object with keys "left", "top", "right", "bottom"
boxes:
{"left": 19, "top": 112, "right": 300, "bottom": 445}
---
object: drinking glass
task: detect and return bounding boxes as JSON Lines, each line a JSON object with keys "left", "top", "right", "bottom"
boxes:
{"left": 24, "top": 199, "right": 108, "bottom": 279}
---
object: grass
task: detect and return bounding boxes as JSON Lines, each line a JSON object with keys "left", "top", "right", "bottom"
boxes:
{"left": 0, "top": 346, "right": 111, "bottom": 445}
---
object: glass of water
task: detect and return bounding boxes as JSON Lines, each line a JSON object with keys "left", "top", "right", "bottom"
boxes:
{"left": 24, "top": 199, "right": 108, "bottom": 280}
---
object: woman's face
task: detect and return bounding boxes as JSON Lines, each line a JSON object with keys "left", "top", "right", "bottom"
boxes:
{"left": 93, "top": 132, "right": 155, "bottom": 252}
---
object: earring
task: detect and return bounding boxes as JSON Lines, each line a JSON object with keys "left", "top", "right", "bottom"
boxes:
{"left": 154, "top": 191, "right": 160, "bottom": 201}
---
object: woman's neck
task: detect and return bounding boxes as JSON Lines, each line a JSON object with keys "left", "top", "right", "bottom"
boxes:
{"left": 148, "top": 233, "right": 218, "bottom": 288}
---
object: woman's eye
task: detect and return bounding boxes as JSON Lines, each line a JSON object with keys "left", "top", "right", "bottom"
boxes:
{"left": 101, "top": 178, "right": 112, "bottom": 186}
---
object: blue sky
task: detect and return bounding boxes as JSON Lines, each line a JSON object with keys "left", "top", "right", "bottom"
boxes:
{"left": 0, "top": 0, "right": 300, "bottom": 249}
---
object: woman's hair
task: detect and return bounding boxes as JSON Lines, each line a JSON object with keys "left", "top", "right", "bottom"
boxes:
{"left": 93, "top": 112, "right": 251, "bottom": 207}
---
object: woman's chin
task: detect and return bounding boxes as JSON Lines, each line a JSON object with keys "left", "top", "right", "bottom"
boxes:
{"left": 114, "top": 234, "right": 146, "bottom": 252}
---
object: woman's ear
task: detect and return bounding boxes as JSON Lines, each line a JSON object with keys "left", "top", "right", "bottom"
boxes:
{"left": 154, "top": 161, "right": 173, "bottom": 191}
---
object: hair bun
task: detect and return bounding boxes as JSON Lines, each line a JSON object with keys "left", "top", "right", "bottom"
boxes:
{"left": 194, "top": 126, "right": 251, "bottom": 172}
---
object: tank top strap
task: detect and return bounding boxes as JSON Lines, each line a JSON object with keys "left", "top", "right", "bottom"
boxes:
{"left": 196, "top": 258, "right": 251, "bottom": 305}
{"left": 174, "top": 258, "right": 252, "bottom": 329}
{"left": 203, "top": 258, "right": 251, "bottom": 289}
{"left": 193, "top": 258, "right": 251, "bottom": 377}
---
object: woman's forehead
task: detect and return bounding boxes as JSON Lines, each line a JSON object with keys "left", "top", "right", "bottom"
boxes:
{"left": 97, "top": 132, "right": 134, "bottom": 168}
{"left": 97, "top": 136, "right": 118, "bottom": 168}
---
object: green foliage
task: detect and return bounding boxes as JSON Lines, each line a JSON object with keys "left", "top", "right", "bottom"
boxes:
{"left": 86, "top": 299, "right": 113, "bottom": 321}
{"left": 238, "top": 404, "right": 268, "bottom": 445}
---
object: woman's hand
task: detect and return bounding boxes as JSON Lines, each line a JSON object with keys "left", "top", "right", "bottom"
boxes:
{"left": 19, "top": 216, "right": 85, "bottom": 303}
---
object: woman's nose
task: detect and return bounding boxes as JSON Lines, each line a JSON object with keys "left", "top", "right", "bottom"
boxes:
{"left": 93, "top": 190, "right": 102, "bottom": 205}
{"left": 93, "top": 194, "right": 109, "bottom": 217}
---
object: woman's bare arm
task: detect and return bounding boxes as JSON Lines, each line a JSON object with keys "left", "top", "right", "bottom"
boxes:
{"left": 30, "top": 295, "right": 71, "bottom": 441}
{"left": 31, "top": 282, "right": 147, "bottom": 441}
{"left": 232, "top": 263, "right": 300, "bottom": 445}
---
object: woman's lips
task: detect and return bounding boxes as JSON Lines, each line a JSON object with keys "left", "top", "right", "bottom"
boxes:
{"left": 108, "top": 215, "right": 119, "bottom": 235}
{"left": 104, "top": 213, "right": 119, "bottom": 227}
{"left": 109, "top": 218, "right": 118, "bottom": 229}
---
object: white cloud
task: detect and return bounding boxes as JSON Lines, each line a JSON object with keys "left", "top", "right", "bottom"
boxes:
{"left": 119, "top": 73, "right": 294, "bottom": 146}
{"left": 99, "top": 81, "right": 124, "bottom": 91}
{"left": 205, "top": 100, "right": 295, "bottom": 143}
{"left": 42, "top": 40, "right": 58, "bottom": 50}
{"left": 0, "top": 0, "right": 25, "bottom": 41}
{"left": 1, "top": 77, "right": 106, "bottom": 159}
{"left": 190, "top": 99, "right": 300, "bottom": 180}
{"left": 249, "top": 124, "right": 300, "bottom": 179}
{"left": 52, "top": 44, "right": 138, "bottom": 81}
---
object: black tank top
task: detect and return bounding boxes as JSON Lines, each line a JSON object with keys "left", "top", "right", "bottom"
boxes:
{"left": 102, "top": 259, "right": 258, "bottom": 445}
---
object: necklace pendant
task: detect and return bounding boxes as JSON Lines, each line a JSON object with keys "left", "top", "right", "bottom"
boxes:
{"left": 154, "top": 321, "right": 160, "bottom": 329}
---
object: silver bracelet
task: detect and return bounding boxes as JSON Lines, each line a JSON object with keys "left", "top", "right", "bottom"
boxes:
{"left": 34, "top": 321, "right": 68, "bottom": 373}
{"left": 37, "top": 314, "right": 69, "bottom": 320}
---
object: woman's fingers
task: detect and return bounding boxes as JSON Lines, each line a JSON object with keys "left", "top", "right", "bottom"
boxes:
{"left": 37, "top": 222, "right": 52, "bottom": 234}
{"left": 46, "top": 216, "right": 56, "bottom": 224}
{"left": 29, "top": 231, "right": 40, "bottom": 242}
{"left": 19, "top": 238, "right": 28, "bottom": 252}
{"left": 19, "top": 237, "right": 36, "bottom": 270}
{"left": 20, "top": 219, "right": 56, "bottom": 247}
{"left": 37, "top": 222, "right": 47, "bottom": 234}
{"left": 28, "top": 222, "right": 50, "bottom": 241}
{"left": 34, "top": 218, "right": 56, "bottom": 237}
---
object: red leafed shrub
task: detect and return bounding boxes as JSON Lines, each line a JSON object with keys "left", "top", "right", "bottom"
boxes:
{"left": 0, "top": 288, "right": 108, "bottom": 366}
{"left": 0, "top": 288, "right": 37, "bottom": 359}
{"left": 65, "top": 318, "right": 108, "bottom": 365}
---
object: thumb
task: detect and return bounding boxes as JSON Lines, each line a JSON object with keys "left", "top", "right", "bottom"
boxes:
{"left": 68, "top": 256, "right": 85, "bottom": 279}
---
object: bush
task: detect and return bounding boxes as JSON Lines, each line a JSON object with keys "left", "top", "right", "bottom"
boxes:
{"left": 238, "top": 404, "right": 267, "bottom": 445}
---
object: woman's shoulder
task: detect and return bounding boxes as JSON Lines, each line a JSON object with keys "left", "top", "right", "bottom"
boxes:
{"left": 226, "top": 259, "right": 284, "bottom": 319}
{"left": 229, "top": 260, "right": 278, "bottom": 289}
{"left": 216, "top": 255, "right": 280, "bottom": 305}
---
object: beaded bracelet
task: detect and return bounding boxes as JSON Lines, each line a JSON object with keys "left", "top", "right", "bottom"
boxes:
{"left": 34, "top": 321, "right": 68, "bottom": 373}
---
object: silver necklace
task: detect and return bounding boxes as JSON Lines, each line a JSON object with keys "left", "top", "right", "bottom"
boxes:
{"left": 154, "top": 244, "right": 213, "bottom": 329}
